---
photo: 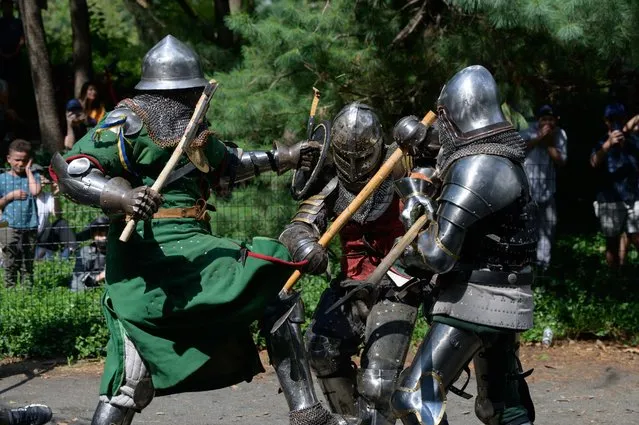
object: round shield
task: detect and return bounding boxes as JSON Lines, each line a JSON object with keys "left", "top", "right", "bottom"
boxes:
{"left": 290, "top": 120, "right": 332, "bottom": 201}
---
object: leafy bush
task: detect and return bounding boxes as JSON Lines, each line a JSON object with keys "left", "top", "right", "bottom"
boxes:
{"left": 522, "top": 232, "right": 639, "bottom": 343}
{"left": 0, "top": 286, "right": 106, "bottom": 360}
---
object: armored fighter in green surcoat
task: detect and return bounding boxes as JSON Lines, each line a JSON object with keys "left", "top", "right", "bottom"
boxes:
{"left": 51, "top": 35, "right": 349, "bottom": 425}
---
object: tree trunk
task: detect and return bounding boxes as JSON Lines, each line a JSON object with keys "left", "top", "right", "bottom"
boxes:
{"left": 69, "top": 0, "right": 92, "bottom": 98}
{"left": 214, "top": 0, "right": 234, "bottom": 48}
{"left": 18, "top": 0, "right": 63, "bottom": 153}
{"left": 123, "top": 0, "right": 163, "bottom": 46}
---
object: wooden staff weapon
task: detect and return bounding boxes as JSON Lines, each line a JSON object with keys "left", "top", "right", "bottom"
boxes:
{"left": 119, "top": 79, "right": 218, "bottom": 242}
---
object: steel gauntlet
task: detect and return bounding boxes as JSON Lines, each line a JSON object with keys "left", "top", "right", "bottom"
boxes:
{"left": 100, "top": 179, "right": 163, "bottom": 221}
{"left": 393, "top": 115, "right": 441, "bottom": 158}
{"left": 395, "top": 177, "right": 438, "bottom": 230}
{"left": 279, "top": 222, "right": 328, "bottom": 275}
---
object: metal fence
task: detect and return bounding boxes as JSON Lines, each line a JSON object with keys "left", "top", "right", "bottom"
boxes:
{"left": 0, "top": 164, "right": 635, "bottom": 357}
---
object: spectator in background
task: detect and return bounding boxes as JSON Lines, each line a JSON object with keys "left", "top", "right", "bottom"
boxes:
{"left": 590, "top": 103, "right": 639, "bottom": 268}
{"left": 33, "top": 164, "right": 77, "bottom": 260}
{"left": 520, "top": 104, "right": 568, "bottom": 271}
{"left": 78, "top": 81, "right": 106, "bottom": 126}
{"left": 63, "top": 98, "right": 88, "bottom": 150}
{"left": 0, "top": 139, "right": 40, "bottom": 287}
{"left": 70, "top": 216, "right": 107, "bottom": 292}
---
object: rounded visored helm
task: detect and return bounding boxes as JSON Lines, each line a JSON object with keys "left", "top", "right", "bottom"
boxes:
{"left": 135, "top": 35, "right": 208, "bottom": 91}
{"left": 330, "top": 102, "right": 384, "bottom": 189}
{"left": 436, "top": 64, "right": 512, "bottom": 146}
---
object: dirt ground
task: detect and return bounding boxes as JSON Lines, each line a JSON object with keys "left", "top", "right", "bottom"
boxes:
{"left": 2, "top": 339, "right": 638, "bottom": 383}
{"left": 0, "top": 340, "right": 637, "bottom": 425}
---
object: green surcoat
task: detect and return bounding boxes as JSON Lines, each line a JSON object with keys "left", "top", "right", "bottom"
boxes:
{"left": 65, "top": 116, "right": 294, "bottom": 396}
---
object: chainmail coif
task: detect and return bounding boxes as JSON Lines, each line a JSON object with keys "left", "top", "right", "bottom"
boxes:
{"left": 117, "top": 91, "right": 212, "bottom": 149}
{"left": 436, "top": 118, "right": 526, "bottom": 174}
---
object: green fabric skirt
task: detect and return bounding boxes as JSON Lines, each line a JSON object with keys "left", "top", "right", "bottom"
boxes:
{"left": 100, "top": 218, "right": 296, "bottom": 396}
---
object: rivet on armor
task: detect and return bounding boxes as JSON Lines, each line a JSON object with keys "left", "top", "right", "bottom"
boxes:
{"left": 449, "top": 336, "right": 461, "bottom": 349}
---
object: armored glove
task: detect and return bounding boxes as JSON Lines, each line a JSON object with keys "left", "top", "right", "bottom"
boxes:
{"left": 400, "top": 193, "right": 437, "bottom": 230}
{"left": 395, "top": 176, "right": 438, "bottom": 230}
{"left": 393, "top": 115, "right": 441, "bottom": 158}
{"left": 274, "top": 140, "right": 323, "bottom": 173}
{"left": 279, "top": 223, "right": 328, "bottom": 275}
{"left": 101, "top": 177, "right": 164, "bottom": 221}
{"left": 124, "top": 186, "right": 164, "bottom": 221}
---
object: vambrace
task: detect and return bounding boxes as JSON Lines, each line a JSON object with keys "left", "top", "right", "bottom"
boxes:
{"left": 225, "top": 140, "right": 303, "bottom": 184}
{"left": 51, "top": 153, "right": 133, "bottom": 215}
{"left": 391, "top": 322, "right": 482, "bottom": 425}
{"left": 279, "top": 222, "right": 321, "bottom": 261}
{"left": 279, "top": 215, "right": 328, "bottom": 275}
{"left": 403, "top": 216, "right": 464, "bottom": 274}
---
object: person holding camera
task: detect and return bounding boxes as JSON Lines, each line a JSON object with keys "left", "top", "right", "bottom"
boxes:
{"left": 520, "top": 104, "right": 567, "bottom": 271}
{"left": 590, "top": 103, "right": 639, "bottom": 268}
{"left": 63, "top": 98, "right": 89, "bottom": 150}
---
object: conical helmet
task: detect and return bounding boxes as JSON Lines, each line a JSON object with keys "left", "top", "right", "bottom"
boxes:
{"left": 135, "top": 35, "right": 208, "bottom": 90}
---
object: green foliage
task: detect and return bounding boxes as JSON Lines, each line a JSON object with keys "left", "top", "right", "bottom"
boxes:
{"left": 205, "top": 0, "right": 639, "bottom": 150}
{"left": 43, "top": 0, "right": 143, "bottom": 90}
{"left": 522, "top": 233, "right": 639, "bottom": 343}
{"left": 208, "top": 0, "right": 446, "bottom": 146}
{"left": 0, "top": 285, "right": 107, "bottom": 359}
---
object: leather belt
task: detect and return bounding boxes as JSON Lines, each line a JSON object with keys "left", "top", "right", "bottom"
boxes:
{"left": 152, "top": 199, "right": 212, "bottom": 222}
{"left": 448, "top": 270, "right": 533, "bottom": 286}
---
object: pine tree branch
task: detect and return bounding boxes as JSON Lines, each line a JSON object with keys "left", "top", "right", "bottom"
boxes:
{"left": 392, "top": 0, "right": 428, "bottom": 45}
{"left": 314, "top": 0, "right": 331, "bottom": 33}
{"left": 269, "top": 71, "right": 298, "bottom": 90}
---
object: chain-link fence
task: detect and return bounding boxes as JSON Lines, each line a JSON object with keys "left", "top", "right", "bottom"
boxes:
{"left": 0, "top": 165, "right": 636, "bottom": 359}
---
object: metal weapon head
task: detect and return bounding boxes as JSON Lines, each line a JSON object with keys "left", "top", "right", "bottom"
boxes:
{"left": 330, "top": 102, "right": 384, "bottom": 191}
{"left": 436, "top": 65, "right": 512, "bottom": 146}
{"left": 135, "top": 35, "right": 208, "bottom": 91}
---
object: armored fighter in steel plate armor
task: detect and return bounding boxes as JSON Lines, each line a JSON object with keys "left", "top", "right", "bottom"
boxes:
{"left": 389, "top": 65, "right": 538, "bottom": 425}
{"left": 51, "top": 35, "right": 347, "bottom": 425}
{"left": 279, "top": 102, "right": 441, "bottom": 425}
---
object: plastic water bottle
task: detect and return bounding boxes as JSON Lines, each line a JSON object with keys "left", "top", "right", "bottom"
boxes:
{"left": 542, "top": 327, "right": 553, "bottom": 348}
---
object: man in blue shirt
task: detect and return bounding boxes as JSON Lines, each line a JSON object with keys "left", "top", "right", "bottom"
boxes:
{"left": 590, "top": 103, "right": 639, "bottom": 267}
{"left": 0, "top": 139, "right": 41, "bottom": 286}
